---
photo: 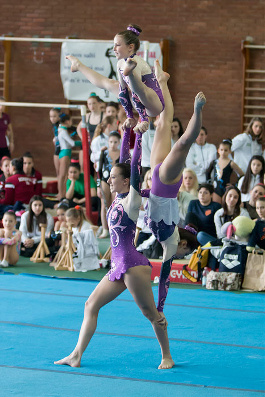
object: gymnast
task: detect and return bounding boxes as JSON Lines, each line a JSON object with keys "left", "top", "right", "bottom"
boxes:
{"left": 54, "top": 127, "right": 174, "bottom": 370}
{"left": 114, "top": 24, "right": 164, "bottom": 133}
{"left": 143, "top": 60, "right": 206, "bottom": 313}
{"left": 66, "top": 24, "right": 164, "bottom": 134}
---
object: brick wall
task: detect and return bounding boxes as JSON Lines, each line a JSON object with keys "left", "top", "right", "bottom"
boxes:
{"left": 1, "top": 0, "right": 265, "bottom": 175}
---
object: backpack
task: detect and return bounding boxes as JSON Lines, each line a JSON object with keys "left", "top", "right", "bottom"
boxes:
{"left": 182, "top": 246, "right": 209, "bottom": 282}
{"left": 219, "top": 242, "right": 248, "bottom": 275}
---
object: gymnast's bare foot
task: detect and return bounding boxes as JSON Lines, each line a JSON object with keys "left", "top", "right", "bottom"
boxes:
{"left": 123, "top": 58, "right": 137, "bottom": 76}
{"left": 154, "top": 60, "right": 170, "bottom": 85}
{"left": 158, "top": 357, "right": 175, "bottom": 370}
{"left": 194, "top": 92, "right": 206, "bottom": 112}
{"left": 54, "top": 351, "right": 81, "bottom": 367}
{"left": 66, "top": 55, "right": 81, "bottom": 73}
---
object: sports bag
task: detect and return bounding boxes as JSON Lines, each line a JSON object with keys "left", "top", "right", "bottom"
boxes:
{"left": 182, "top": 246, "right": 209, "bottom": 282}
{"left": 219, "top": 242, "right": 248, "bottom": 275}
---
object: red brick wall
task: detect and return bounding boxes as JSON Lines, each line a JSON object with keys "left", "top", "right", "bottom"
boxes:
{"left": 1, "top": 0, "right": 265, "bottom": 175}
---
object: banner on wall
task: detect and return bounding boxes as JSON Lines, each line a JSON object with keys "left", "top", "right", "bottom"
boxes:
{"left": 60, "top": 41, "right": 163, "bottom": 101}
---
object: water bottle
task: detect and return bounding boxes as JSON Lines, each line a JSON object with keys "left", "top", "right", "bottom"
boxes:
{"left": 202, "top": 267, "right": 209, "bottom": 287}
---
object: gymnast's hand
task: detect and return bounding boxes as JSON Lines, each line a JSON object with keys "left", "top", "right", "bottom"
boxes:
{"left": 122, "top": 118, "right": 137, "bottom": 131}
{"left": 133, "top": 120, "right": 149, "bottom": 134}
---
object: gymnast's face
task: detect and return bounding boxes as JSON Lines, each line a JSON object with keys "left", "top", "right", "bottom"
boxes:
{"left": 3, "top": 214, "right": 16, "bottom": 230}
{"left": 113, "top": 35, "right": 134, "bottom": 60}
{"left": 108, "top": 166, "right": 129, "bottom": 194}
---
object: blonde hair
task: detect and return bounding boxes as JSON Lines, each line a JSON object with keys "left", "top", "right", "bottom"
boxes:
{"left": 92, "top": 116, "right": 116, "bottom": 140}
{"left": 65, "top": 207, "right": 88, "bottom": 231}
{"left": 179, "top": 168, "right": 198, "bottom": 197}
{"left": 142, "top": 169, "right": 152, "bottom": 189}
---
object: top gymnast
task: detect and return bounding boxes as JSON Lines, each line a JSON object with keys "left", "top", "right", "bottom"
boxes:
{"left": 54, "top": 127, "right": 174, "bottom": 368}
{"left": 115, "top": 24, "right": 164, "bottom": 133}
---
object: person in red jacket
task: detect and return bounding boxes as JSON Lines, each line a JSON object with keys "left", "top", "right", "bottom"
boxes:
{"left": 23, "top": 152, "right": 42, "bottom": 196}
{"left": 0, "top": 157, "right": 35, "bottom": 217}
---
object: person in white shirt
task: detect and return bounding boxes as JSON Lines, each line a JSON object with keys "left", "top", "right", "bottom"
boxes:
{"left": 185, "top": 126, "right": 217, "bottom": 184}
{"left": 19, "top": 195, "right": 54, "bottom": 257}
{"left": 90, "top": 115, "right": 118, "bottom": 171}
{"left": 232, "top": 117, "right": 263, "bottom": 174}
{"left": 238, "top": 155, "right": 265, "bottom": 202}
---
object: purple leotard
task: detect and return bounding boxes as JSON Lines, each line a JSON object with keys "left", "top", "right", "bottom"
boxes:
{"left": 119, "top": 71, "right": 165, "bottom": 122}
{"left": 144, "top": 163, "right": 182, "bottom": 242}
{"left": 107, "top": 129, "right": 151, "bottom": 281}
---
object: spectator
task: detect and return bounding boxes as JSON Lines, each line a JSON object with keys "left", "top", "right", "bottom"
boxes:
{"left": 19, "top": 195, "right": 54, "bottom": 257}
{"left": 238, "top": 155, "right": 265, "bottom": 202}
{"left": 0, "top": 156, "right": 11, "bottom": 199}
{"left": 171, "top": 117, "right": 184, "bottom": 144}
{"left": 65, "top": 162, "right": 99, "bottom": 211}
{"left": 206, "top": 139, "right": 244, "bottom": 203}
{"left": 185, "top": 126, "right": 217, "bottom": 183}
{"left": 213, "top": 185, "right": 250, "bottom": 240}
{"left": 232, "top": 117, "right": 263, "bottom": 174}
{"left": 185, "top": 183, "right": 221, "bottom": 240}
{"left": 248, "top": 197, "right": 265, "bottom": 250}
{"left": 0, "top": 210, "right": 21, "bottom": 268}
{"left": 97, "top": 131, "right": 121, "bottom": 238}
{"left": 54, "top": 203, "right": 68, "bottom": 232}
{"left": 0, "top": 157, "right": 35, "bottom": 217}
{"left": 243, "top": 183, "right": 265, "bottom": 219}
{"left": 0, "top": 97, "right": 14, "bottom": 159}
{"left": 91, "top": 115, "right": 118, "bottom": 171}
{"left": 141, "top": 118, "right": 156, "bottom": 179}
{"left": 23, "top": 152, "right": 42, "bottom": 196}
{"left": 179, "top": 168, "right": 199, "bottom": 197}
{"left": 77, "top": 93, "right": 104, "bottom": 141}
{"left": 49, "top": 107, "right": 61, "bottom": 177}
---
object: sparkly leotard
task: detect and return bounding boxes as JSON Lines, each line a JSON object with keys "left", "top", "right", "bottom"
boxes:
{"left": 107, "top": 128, "right": 151, "bottom": 281}
{"left": 118, "top": 56, "right": 165, "bottom": 122}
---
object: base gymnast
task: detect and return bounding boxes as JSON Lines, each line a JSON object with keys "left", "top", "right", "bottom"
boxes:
{"left": 54, "top": 127, "right": 174, "bottom": 370}
{"left": 144, "top": 60, "right": 206, "bottom": 313}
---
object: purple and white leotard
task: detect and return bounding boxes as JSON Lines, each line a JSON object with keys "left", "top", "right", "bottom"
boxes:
{"left": 144, "top": 163, "right": 182, "bottom": 243}
{"left": 107, "top": 129, "right": 151, "bottom": 281}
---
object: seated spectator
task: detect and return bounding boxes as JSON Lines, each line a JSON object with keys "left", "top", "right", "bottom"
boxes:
{"left": 0, "top": 210, "right": 21, "bottom": 268}
{"left": 90, "top": 115, "right": 118, "bottom": 171}
{"left": 141, "top": 118, "right": 156, "bottom": 180}
{"left": 0, "top": 156, "right": 11, "bottom": 199}
{"left": 23, "top": 152, "right": 43, "bottom": 196}
{"left": 65, "top": 162, "right": 99, "bottom": 211}
{"left": 185, "top": 183, "right": 221, "bottom": 242}
{"left": 179, "top": 168, "right": 198, "bottom": 197}
{"left": 238, "top": 155, "right": 265, "bottom": 202}
{"left": 206, "top": 139, "right": 244, "bottom": 204}
{"left": 243, "top": 183, "right": 265, "bottom": 219}
{"left": 65, "top": 206, "right": 99, "bottom": 271}
{"left": 54, "top": 203, "right": 68, "bottom": 232}
{"left": 136, "top": 169, "right": 153, "bottom": 247}
{"left": 0, "top": 157, "right": 35, "bottom": 217}
{"left": 213, "top": 186, "right": 250, "bottom": 240}
{"left": 248, "top": 197, "right": 265, "bottom": 250}
{"left": 19, "top": 195, "right": 54, "bottom": 257}
{"left": 185, "top": 126, "right": 217, "bottom": 184}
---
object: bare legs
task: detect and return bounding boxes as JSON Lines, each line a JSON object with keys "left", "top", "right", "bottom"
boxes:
{"left": 123, "top": 59, "right": 163, "bottom": 117}
{"left": 54, "top": 266, "right": 174, "bottom": 369}
{"left": 0, "top": 244, "right": 19, "bottom": 266}
{"left": 57, "top": 156, "right": 70, "bottom": 200}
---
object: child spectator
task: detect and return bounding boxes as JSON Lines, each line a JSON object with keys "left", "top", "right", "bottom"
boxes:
{"left": 65, "top": 162, "right": 99, "bottom": 211}
{"left": 65, "top": 206, "right": 99, "bottom": 271}
{"left": 23, "top": 152, "right": 43, "bottom": 196}
{"left": 179, "top": 168, "right": 199, "bottom": 197}
{"left": 97, "top": 131, "right": 121, "bottom": 238}
{"left": 49, "top": 107, "right": 61, "bottom": 177}
{"left": 185, "top": 183, "right": 221, "bottom": 240}
{"left": 0, "top": 156, "right": 11, "bottom": 199}
{"left": 238, "top": 155, "right": 265, "bottom": 202}
{"left": 185, "top": 126, "right": 217, "bottom": 184}
{"left": 214, "top": 185, "right": 250, "bottom": 240}
{"left": 19, "top": 195, "right": 54, "bottom": 257}
{"left": 248, "top": 197, "right": 265, "bottom": 250}
{"left": 91, "top": 115, "right": 118, "bottom": 171}
{"left": 57, "top": 114, "right": 82, "bottom": 200}
{"left": 243, "top": 183, "right": 265, "bottom": 219}
{"left": 0, "top": 210, "right": 21, "bottom": 267}
{"left": 207, "top": 139, "right": 244, "bottom": 203}
{"left": 54, "top": 203, "right": 68, "bottom": 232}
{"left": 0, "top": 157, "right": 35, "bottom": 217}
{"left": 232, "top": 117, "right": 263, "bottom": 174}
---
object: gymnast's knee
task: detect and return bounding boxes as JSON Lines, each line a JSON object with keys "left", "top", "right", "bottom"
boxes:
{"left": 151, "top": 312, "right": 168, "bottom": 330}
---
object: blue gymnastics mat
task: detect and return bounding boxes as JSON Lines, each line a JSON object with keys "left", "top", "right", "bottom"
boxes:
{"left": 1, "top": 272, "right": 264, "bottom": 396}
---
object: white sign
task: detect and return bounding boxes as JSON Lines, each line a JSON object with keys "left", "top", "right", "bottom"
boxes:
{"left": 60, "top": 41, "right": 163, "bottom": 101}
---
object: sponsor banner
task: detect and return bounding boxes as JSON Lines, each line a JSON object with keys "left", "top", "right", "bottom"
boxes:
{"left": 60, "top": 41, "right": 162, "bottom": 101}
{"left": 150, "top": 261, "right": 201, "bottom": 284}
